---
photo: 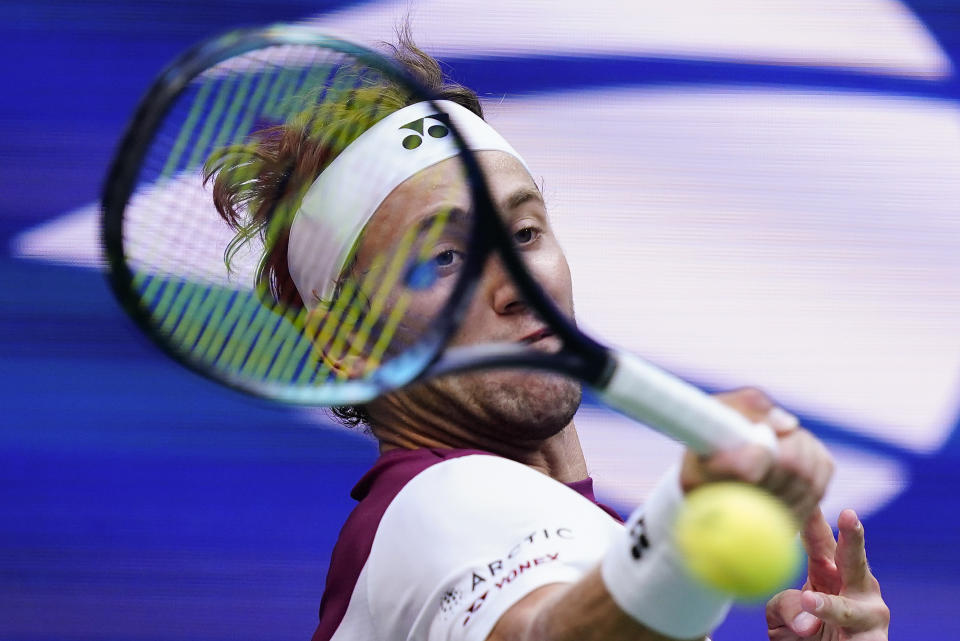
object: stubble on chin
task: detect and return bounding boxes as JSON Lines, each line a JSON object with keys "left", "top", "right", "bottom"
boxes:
{"left": 367, "top": 369, "right": 582, "bottom": 447}
{"left": 445, "top": 369, "right": 583, "bottom": 441}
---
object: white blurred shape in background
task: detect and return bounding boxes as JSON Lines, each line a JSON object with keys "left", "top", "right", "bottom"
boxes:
{"left": 12, "top": 0, "right": 956, "bottom": 519}
{"left": 311, "top": 0, "right": 950, "bottom": 78}
{"left": 488, "top": 87, "right": 960, "bottom": 454}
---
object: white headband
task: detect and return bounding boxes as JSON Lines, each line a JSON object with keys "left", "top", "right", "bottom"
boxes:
{"left": 287, "top": 100, "right": 528, "bottom": 309}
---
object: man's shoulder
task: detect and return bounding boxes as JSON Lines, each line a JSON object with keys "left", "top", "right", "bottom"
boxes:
{"left": 384, "top": 453, "right": 572, "bottom": 516}
{"left": 313, "top": 449, "right": 483, "bottom": 640}
{"left": 313, "top": 449, "right": 519, "bottom": 641}
{"left": 313, "top": 449, "right": 621, "bottom": 641}
{"left": 350, "top": 448, "right": 620, "bottom": 543}
{"left": 342, "top": 451, "right": 544, "bottom": 547}
{"left": 350, "top": 448, "right": 498, "bottom": 503}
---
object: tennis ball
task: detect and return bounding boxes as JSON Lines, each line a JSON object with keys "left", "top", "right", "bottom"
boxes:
{"left": 674, "top": 482, "right": 801, "bottom": 600}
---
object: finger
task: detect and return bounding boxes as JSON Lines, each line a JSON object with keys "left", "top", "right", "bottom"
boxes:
{"left": 792, "top": 450, "right": 834, "bottom": 534}
{"left": 699, "top": 443, "right": 774, "bottom": 485}
{"left": 812, "top": 441, "right": 836, "bottom": 506}
{"left": 679, "top": 444, "right": 772, "bottom": 490}
{"left": 836, "top": 509, "right": 876, "bottom": 594}
{"left": 766, "top": 589, "right": 823, "bottom": 637}
{"left": 766, "top": 406, "right": 800, "bottom": 435}
{"left": 766, "top": 588, "right": 801, "bottom": 627}
{"left": 715, "top": 387, "right": 777, "bottom": 423}
{"left": 813, "top": 437, "right": 835, "bottom": 491}
{"left": 767, "top": 431, "right": 821, "bottom": 523}
{"left": 795, "top": 431, "right": 832, "bottom": 500}
{"left": 801, "top": 508, "right": 837, "bottom": 561}
{"left": 760, "top": 463, "right": 794, "bottom": 498}
{"left": 781, "top": 476, "right": 814, "bottom": 524}
{"left": 800, "top": 508, "right": 840, "bottom": 594}
{"left": 781, "top": 433, "right": 815, "bottom": 506}
{"left": 755, "top": 429, "right": 804, "bottom": 503}
{"left": 801, "top": 590, "right": 878, "bottom": 632}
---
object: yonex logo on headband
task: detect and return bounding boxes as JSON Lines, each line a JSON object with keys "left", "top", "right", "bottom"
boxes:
{"left": 399, "top": 114, "right": 451, "bottom": 150}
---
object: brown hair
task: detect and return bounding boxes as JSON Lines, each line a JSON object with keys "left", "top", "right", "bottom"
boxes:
{"left": 202, "top": 27, "right": 483, "bottom": 428}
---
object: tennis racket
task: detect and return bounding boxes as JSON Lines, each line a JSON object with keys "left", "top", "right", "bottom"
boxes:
{"left": 101, "top": 24, "right": 776, "bottom": 457}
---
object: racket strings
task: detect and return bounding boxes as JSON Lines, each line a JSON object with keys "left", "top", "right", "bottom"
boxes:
{"left": 126, "top": 43, "right": 465, "bottom": 394}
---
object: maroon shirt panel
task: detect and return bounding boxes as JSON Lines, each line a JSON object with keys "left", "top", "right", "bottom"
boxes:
{"left": 311, "top": 448, "right": 622, "bottom": 641}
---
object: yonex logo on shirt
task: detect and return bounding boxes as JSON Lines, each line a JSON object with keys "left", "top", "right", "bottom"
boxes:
{"left": 461, "top": 553, "right": 561, "bottom": 627}
{"left": 629, "top": 517, "right": 650, "bottom": 560}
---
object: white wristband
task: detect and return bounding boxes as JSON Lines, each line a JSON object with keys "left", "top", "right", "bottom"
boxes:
{"left": 601, "top": 466, "right": 732, "bottom": 639}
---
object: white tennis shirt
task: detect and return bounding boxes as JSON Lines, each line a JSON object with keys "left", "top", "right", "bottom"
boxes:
{"left": 311, "top": 448, "right": 626, "bottom": 641}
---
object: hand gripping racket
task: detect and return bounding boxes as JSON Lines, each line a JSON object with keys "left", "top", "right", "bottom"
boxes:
{"left": 101, "top": 24, "right": 776, "bottom": 457}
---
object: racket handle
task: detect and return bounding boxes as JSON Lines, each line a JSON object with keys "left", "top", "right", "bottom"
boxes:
{"left": 596, "top": 351, "right": 778, "bottom": 455}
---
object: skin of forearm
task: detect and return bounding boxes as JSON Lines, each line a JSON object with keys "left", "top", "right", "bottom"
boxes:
{"left": 490, "top": 566, "right": 706, "bottom": 641}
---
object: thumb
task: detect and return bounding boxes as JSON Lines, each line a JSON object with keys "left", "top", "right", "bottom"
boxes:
{"left": 766, "top": 589, "right": 823, "bottom": 637}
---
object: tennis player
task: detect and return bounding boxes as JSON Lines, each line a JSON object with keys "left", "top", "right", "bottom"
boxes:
{"left": 207, "top": 31, "right": 890, "bottom": 641}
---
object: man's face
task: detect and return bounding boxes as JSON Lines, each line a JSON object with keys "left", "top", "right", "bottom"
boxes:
{"left": 350, "top": 150, "right": 581, "bottom": 441}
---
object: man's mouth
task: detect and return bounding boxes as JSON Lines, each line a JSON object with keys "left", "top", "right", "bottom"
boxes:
{"left": 518, "top": 328, "right": 555, "bottom": 345}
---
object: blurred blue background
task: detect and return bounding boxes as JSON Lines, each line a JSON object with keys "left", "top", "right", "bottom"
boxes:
{"left": 2, "top": 1, "right": 959, "bottom": 639}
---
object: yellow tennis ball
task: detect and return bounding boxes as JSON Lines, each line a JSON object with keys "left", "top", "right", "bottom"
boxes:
{"left": 674, "top": 482, "right": 801, "bottom": 600}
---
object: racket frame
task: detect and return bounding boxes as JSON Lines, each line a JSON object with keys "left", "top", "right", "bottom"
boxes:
{"left": 102, "top": 25, "right": 496, "bottom": 404}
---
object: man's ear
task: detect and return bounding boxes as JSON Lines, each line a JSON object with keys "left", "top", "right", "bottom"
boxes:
{"left": 304, "top": 307, "right": 372, "bottom": 379}
{"left": 323, "top": 348, "right": 371, "bottom": 380}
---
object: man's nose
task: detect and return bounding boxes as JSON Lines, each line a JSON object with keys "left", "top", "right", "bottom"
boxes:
{"left": 483, "top": 255, "right": 527, "bottom": 315}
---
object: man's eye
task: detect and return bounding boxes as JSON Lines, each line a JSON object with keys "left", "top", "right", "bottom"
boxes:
{"left": 434, "top": 249, "right": 458, "bottom": 266}
{"left": 513, "top": 227, "right": 539, "bottom": 245}
{"left": 406, "top": 250, "right": 462, "bottom": 290}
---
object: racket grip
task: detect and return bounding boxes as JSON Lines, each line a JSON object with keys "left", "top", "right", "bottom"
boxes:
{"left": 596, "top": 351, "right": 778, "bottom": 455}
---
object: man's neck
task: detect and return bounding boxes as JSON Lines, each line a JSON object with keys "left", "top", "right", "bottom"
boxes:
{"left": 377, "top": 421, "right": 589, "bottom": 484}
{"left": 516, "top": 421, "right": 589, "bottom": 483}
